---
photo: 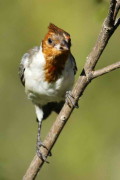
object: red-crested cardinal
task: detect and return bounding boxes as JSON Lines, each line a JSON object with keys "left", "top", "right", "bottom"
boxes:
{"left": 19, "top": 23, "right": 77, "bottom": 161}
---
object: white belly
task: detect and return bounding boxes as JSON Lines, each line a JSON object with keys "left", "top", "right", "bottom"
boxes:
{"left": 24, "top": 50, "right": 74, "bottom": 105}
{"left": 25, "top": 68, "right": 74, "bottom": 105}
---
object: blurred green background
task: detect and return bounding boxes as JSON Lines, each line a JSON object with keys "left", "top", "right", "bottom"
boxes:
{"left": 0, "top": 0, "right": 120, "bottom": 179}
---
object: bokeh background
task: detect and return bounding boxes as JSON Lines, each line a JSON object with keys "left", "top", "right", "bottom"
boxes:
{"left": 0, "top": 0, "right": 120, "bottom": 179}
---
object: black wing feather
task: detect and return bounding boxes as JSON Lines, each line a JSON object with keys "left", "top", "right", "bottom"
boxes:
{"left": 70, "top": 54, "right": 77, "bottom": 75}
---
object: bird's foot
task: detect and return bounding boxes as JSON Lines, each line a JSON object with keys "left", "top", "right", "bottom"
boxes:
{"left": 65, "top": 91, "right": 79, "bottom": 108}
{"left": 36, "top": 140, "right": 52, "bottom": 163}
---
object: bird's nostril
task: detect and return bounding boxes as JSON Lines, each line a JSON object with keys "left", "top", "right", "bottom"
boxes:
{"left": 60, "top": 46, "right": 63, "bottom": 50}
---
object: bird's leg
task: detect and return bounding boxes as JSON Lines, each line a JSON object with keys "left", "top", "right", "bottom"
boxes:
{"left": 65, "top": 91, "right": 79, "bottom": 108}
{"left": 35, "top": 106, "right": 49, "bottom": 162}
{"left": 36, "top": 120, "right": 49, "bottom": 163}
{"left": 35, "top": 105, "right": 52, "bottom": 162}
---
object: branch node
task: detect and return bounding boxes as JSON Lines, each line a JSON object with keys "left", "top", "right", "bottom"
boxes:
{"left": 86, "top": 71, "right": 93, "bottom": 82}
{"left": 104, "top": 18, "right": 114, "bottom": 31}
{"left": 60, "top": 115, "right": 66, "bottom": 121}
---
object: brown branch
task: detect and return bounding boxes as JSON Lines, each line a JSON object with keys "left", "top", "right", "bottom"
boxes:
{"left": 92, "top": 61, "right": 120, "bottom": 78}
{"left": 114, "top": 17, "right": 120, "bottom": 29}
{"left": 23, "top": 1, "right": 120, "bottom": 180}
{"left": 84, "top": 1, "right": 120, "bottom": 74}
{"left": 106, "top": 0, "right": 116, "bottom": 26}
{"left": 114, "top": 0, "right": 120, "bottom": 20}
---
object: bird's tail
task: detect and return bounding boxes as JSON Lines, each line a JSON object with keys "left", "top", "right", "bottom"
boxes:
{"left": 42, "top": 101, "right": 64, "bottom": 120}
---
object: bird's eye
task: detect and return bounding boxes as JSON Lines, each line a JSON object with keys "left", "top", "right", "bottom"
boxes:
{"left": 48, "top": 38, "right": 53, "bottom": 44}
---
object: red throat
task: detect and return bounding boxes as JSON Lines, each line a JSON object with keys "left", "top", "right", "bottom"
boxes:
{"left": 48, "top": 65, "right": 56, "bottom": 72}
{"left": 43, "top": 52, "right": 69, "bottom": 83}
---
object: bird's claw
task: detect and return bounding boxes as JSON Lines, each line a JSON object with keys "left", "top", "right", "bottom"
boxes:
{"left": 36, "top": 141, "right": 52, "bottom": 163}
{"left": 65, "top": 91, "right": 79, "bottom": 108}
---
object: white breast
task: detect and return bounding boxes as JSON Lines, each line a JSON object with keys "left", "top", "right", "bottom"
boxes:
{"left": 24, "top": 47, "right": 74, "bottom": 105}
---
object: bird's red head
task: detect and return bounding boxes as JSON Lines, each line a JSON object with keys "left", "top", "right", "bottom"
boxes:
{"left": 42, "top": 23, "right": 72, "bottom": 83}
{"left": 42, "top": 23, "right": 71, "bottom": 56}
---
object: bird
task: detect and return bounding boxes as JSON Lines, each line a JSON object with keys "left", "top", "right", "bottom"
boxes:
{"left": 19, "top": 23, "right": 77, "bottom": 162}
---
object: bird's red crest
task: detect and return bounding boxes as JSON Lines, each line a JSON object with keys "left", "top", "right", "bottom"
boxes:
{"left": 48, "top": 23, "right": 70, "bottom": 39}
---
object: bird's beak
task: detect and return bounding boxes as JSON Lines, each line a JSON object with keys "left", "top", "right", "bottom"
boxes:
{"left": 55, "top": 44, "right": 69, "bottom": 51}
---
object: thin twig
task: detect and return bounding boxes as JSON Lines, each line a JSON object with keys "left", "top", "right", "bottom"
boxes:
{"left": 114, "top": 17, "right": 120, "bottom": 29}
{"left": 23, "top": 1, "right": 120, "bottom": 180}
{"left": 114, "top": 0, "right": 120, "bottom": 20}
{"left": 92, "top": 61, "right": 120, "bottom": 78}
{"left": 106, "top": 0, "right": 116, "bottom": 26}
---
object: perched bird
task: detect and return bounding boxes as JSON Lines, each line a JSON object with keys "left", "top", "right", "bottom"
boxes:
{"left": 19, "top": 23, "right": 77, "bottom": 161}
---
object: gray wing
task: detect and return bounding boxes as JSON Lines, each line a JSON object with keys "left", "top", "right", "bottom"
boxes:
{"left": 19, "top": 46, "right": 40, "bottom": 86}
{"left": 70, "top": 53, "right": 77, "bottom": 75}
